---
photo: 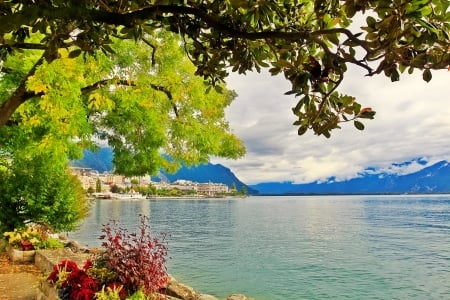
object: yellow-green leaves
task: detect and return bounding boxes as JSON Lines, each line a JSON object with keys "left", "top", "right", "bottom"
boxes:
{"left": 87, "top": 92, "right": 114, "bottom": 111}
{"left": 1, "top": 0, "right": 449, "bottom": 139}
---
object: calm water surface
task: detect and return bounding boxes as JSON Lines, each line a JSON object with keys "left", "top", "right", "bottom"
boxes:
{"left": 71, "top": 195, "right": 450, "bottom": 299}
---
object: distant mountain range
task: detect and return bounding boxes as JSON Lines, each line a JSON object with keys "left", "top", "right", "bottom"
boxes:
{"left": 250, "top": 160, "right": 450, "bottom": 195}
{"left": 72, "top": 148, "right": 450, "bottom": 195}
{"left": 71, "top": 147, "right": 113, "bottom": 173}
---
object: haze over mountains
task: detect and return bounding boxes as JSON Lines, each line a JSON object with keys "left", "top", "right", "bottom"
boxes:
{"left": 72, "top": 148, "right": 450, "bottom": 195}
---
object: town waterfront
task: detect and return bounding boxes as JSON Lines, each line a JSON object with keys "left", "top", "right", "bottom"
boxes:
{"left": 71, "top": 195, "right": 450, "bottom": 299}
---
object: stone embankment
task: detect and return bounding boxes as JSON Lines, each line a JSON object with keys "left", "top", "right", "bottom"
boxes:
{"left": 35, "top": 241, "right": 253, "bottom": 300}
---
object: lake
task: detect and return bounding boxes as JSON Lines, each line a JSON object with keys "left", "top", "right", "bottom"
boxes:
{"left": 70, "top": 195, "right": 450, "bottom": 299}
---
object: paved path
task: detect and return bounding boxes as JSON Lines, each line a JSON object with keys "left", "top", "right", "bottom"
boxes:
{"left": 0, "top": 273, "right": 40, "bottom": 300}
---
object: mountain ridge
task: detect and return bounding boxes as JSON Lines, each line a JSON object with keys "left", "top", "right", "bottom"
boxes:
{"left": 249, "top": 160, "right": 450, "bottom": 195}
{"left": 72, "top": 148, "right": 450, "bottom": 195}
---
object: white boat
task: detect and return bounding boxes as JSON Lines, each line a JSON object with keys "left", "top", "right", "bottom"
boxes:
{"left": 110, "top": 193, "right": 146, "bottom": 200}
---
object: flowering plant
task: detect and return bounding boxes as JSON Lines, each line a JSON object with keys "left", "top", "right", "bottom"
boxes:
{"left": 3, "top": 226, "right": 42, "bottom": 250}
{"left": 47, "top": 215, "right": 169, "bottom": 299}
{"left": 48, "top": 259, "right": 99, "bottom": 300}
{"left": 3, "top": 225, "right": 64, "bottom": 251}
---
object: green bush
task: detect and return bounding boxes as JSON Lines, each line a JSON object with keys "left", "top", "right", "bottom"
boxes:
{"left": 36, "top": 237, "right": 64, "bottom": 250}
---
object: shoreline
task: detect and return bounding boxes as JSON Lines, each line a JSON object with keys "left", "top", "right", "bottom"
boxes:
{"left": 38, "top": 239, "right": 254, "bottom": 300}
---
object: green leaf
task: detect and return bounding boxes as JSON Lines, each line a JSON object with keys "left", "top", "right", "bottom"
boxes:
{"left": 327, "top": 33, "right": 340, "bottom": 46}
{"left": 422, "top": 69, "right": 432, "bottom": 82}
{"left": 297, "top": 125, "right": 308, "bottom": 136}
{"left": 354, "top": 120, "right": 365, "bottom": 130}
{"left": 101, "top": 44, "right": 116, "bottom": 54}
{"left": 390, "top": 69, "right": 400, "bottom": 82}
{"left": 366, "top": 16, "right": 377, "bottom": 28}
{"left": 68, "top": 49, "right": 82, "bottom": 59}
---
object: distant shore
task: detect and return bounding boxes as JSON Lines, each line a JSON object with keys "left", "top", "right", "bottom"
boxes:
{"left": 92, "top": 192, "right": 247, "bottom": 200}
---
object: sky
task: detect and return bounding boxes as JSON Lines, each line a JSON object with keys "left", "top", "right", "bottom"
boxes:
{"left": 211, "top": 66, "right": 450, "bottom": 185}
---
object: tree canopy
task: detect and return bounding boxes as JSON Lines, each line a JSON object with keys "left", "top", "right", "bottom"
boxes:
{"left": 1, "top": 0, "right": 449, "bottom": 137}
{"left": 0, "top": 28, "right": 245, "bottom": 230}
{"left": 0, "top": 32, "right": 245, "bottom": 176}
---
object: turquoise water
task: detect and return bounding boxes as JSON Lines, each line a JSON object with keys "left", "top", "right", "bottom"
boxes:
{"left": 71, "top": 195, "right": 450, "bottom": 299}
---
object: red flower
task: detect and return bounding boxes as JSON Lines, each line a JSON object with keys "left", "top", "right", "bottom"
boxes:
{"left": 68, "top": 269, "right": 98, "bottom": 300}
{"left": 20, "top": 240, "right": 34, "bottom": 251}
{"left": 47, "top": 259, "right": 98, "bottom": 300}
{"left": 47, "top": 260, "right": 80, "bottom": 284}
{"left": 83, "top": 259, "right": 93, "bottom": 271}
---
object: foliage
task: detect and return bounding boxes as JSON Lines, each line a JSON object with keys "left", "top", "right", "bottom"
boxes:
{"left": 48, "top": 259, "right": 99, "bottom": 300}
{"left": 0, "top": 1, "right": 449, "bottom": 138}
{"left": 0, "top": 31, "right": 245, "bottom": 177}
{"left": 87, "top": 186, "right": 95, "bottom": 195}
{"left": 99, "top": 215, "right": 169, "bottom": 295}
{"left": 94, "top": 284, "right": 126, "bottom": 300}
{"left": 0, "top": 151, "right": 90, "bottom": 232}
{"left": 38, "top": 236, "right": 65, "bottom": 250}
{"left": 96, "top": 179, "right": 102, "bottom": 193}
{"left": 48, "top": 216, "right": 169, "bottom": 299}
{"left": 3, "top": 224, "right": 64, "bottom": 250}
{"left": 0, "top": 32, "right": 244, "bottom": 230}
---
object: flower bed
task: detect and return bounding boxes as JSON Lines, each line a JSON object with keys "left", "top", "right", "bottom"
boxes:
{"left": 3, "top": 224, "right": 64, "bottom": 263}
{"left": 47, "top": 215, "right": 169, "bottom": 300}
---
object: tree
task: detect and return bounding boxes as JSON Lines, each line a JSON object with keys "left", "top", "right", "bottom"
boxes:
{"left": 110, "top": 184, "right": 120, "bottom": 194}
{"left": 87, "top": 186, "right": 95, "bottom": 195}
{"left": 0, "top": 32, "right": 245, "bottom": 176}
{"left": 0, "top": 1, "right": 449, "bottom": 137}
{"left": 0, "top": 30, "right": 245, "bottom": 230}
{"left": 96, "top": 178, "right": 102, "bottom": 193}
{"left": 240, "top": 185, "right": 247, "bottom": 196}
{"left": 0, "top": 152, "right": 89, "bottom": 232}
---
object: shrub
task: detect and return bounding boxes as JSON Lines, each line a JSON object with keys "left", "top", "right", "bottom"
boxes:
{"left": 3, "top": 225, "right": 64, "bottom": 250}
{"left": 48, "top": 215, "right": 169, "bottom": 299}
{"left": 99, "top": 215, "right": 169, "bottom": 295}
{"left": 0, "top": 154, "right": 90, "bottom": 232}
{"left": 48, "top": 259, "right": 99, "bottom": 300}
{"left": 94, "top": 283, "right": 126, "bottom": 300}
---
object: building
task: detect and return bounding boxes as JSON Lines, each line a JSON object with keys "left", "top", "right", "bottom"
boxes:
{"left": 197, "top": 182, "right": 229, "bottom": 196}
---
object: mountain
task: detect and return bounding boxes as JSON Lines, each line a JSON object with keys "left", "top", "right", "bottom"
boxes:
{"left": 155, "top": 163, "right": 258, "bottom": 194}
{"left": 250, "top": 160, "right": 450, "bottom": 195}
{"left": 71, "top": 148, "right": 257, "bottom": 194}
{"left": 72, "top": 148, "right": 450, "bottom": 195}
{"left": 71, "top": 147, "right": 113, "bottom": 173}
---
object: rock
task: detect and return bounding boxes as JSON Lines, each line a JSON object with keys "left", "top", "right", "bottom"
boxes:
{"left": 64, "top": 240, "right": 82, "bottom": 252}
{"left": 198, "top": 294, "right": 219, "bottom": 300}
{"left": 165, "top": 277, "right": 202, "bottom": 300}
{"left": 226, "top": 294, "right": 254, "bottom": 300}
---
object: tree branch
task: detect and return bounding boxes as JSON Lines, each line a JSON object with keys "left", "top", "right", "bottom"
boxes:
{"left": 149, "top": 83, "right": 179, "bottom": 117}
{"left": 82, "top": 78, "right": 179, "bottom": 117}
{"left": 0, "top": 43, "right": 48, "bottom": 50}
{"left": 0, "top": 47, "right": 58, "bottom": 128}
{"left": 1, "top": 5, "right": 312, "bottom": 41}
{"left": 141, "top": 38, "right": 157, "bottom": 66}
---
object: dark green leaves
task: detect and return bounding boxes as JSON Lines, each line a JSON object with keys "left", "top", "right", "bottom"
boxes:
{"left": 354, "top": 120, "right": 365, "bottom": 130}
{"left": 423, "top": 69, "right": 432, "bottom": 82}
{"left": 0, "top": 0, "right": 449, "bottom": 138}
{"left": 68, "top": 49, "right": 82, "bottom": 58}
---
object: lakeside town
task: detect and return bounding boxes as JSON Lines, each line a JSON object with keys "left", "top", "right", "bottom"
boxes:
{"left": 71, "top": 167, "right": 244, "bottom": 199}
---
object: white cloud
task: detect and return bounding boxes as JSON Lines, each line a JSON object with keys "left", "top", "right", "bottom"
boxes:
{"left": 212, "top": 66, "right": 450, "bottom": 185}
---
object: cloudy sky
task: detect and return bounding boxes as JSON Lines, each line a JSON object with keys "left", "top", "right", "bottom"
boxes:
{"left": 212, "top": 66, "right": 450, "bottom": 185}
